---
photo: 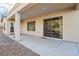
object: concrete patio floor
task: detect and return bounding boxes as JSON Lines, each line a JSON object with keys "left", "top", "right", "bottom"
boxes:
{"left": 0, "top": 33, "right": 39, "bottom": 56}
{"left": 17, "top": 34, "right": 79, "bottom": 56}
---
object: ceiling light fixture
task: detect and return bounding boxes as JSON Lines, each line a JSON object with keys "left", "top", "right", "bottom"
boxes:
{"left": 42, "top": 8, "right": 46, "bottom": 10}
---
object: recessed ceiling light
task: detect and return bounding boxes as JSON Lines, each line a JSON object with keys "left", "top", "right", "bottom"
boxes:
{"left": 42, "top": 8, "right": 46, "bottom": 10}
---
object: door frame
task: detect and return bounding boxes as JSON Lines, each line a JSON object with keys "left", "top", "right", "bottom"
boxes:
{"left": 43, "top": 16, "right": 63, "bottom": 39}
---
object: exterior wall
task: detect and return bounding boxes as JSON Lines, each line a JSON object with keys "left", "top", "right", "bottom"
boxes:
{"left": 22, "top": 18, "right": 43, "bottom": 36}
{"left": 63, "top": 10, "right": 79, "bottom": 42}
{"left": 3, "top": 3, "right": 79, "bottom": 42}
{"left": 21, "top": 10, "right": 72, "bottom": 37}
{"left": 3, "top": 19, "right": 15, "bottom": 35}
{"left": 4, "top": 8, "right": 79, "bottom": 42}
{"left": 20, "top": 21, "right": 23, "bottom": 33}
{"left": 21, "top": 10, "right": 79, "bottom": 42}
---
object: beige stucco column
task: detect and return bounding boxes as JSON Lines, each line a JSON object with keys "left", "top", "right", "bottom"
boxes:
{"left": 15, "top": 12, "right": 20, "bottom": 40}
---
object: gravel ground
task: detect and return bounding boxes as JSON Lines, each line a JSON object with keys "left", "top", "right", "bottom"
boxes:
{"left": 0, "top": 33, "right": 40, "bottom": 56}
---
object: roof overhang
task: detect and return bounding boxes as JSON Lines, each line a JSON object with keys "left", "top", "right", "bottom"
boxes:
{"left": 20, "top": 3, "right": 76, "bottom": 20}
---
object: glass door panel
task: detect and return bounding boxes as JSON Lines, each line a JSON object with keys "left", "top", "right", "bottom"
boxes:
{"left": 51, "top": 19, "right": 60, "bottom": 38}
{"left": 43, "top": 18, "right": 51, "bottom": 37}
{"left": 46, "top": 19, "right": 51, "bottom": 37}
{"left": 43, "top": 16, "right": 62, "bottom": 39}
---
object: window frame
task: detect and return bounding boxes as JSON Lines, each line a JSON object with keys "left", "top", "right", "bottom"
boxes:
{"left": 27, "top": 21, "right": 35, "bottom": 31}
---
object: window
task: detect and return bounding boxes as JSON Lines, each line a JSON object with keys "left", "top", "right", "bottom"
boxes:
{"left": 27, "top": 21, "right": 35, "bottom": 31}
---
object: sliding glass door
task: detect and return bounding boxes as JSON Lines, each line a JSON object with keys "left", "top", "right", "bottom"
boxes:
{"left": 43, "top": 16, "right": 62, "bottom": 39}
{"left": 44, "top": 18, "right": 51, "bottom": 37}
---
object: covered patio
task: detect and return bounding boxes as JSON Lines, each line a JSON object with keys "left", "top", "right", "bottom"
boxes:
{"left": 5, "top": 3, "right": 77, "bottom": 41}
{"left": 18, "top": 34, "right": 79, "bottom": 56}
{"left": 3, "top": 3, "right": 79, "bottom": 56}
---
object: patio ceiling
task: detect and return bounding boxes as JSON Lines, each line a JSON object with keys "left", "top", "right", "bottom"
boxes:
{"left": 20, "top": 3, "right": 76, "bottom": 20}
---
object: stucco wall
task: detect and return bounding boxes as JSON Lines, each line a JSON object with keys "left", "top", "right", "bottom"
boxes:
{"left": 21, "top": 17, "right": 43, "bottom": 36}
{"left": 3, "top": 19, "right": 15, "bottom": 35}
{"left": 21, "top": 10, "right": 70, "bottom": 36}
{"left": 21, "top": 10, "right": 79, "bottom": 42}
{"left": 63, "top": 10, "right": 79, "bottom": 42}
